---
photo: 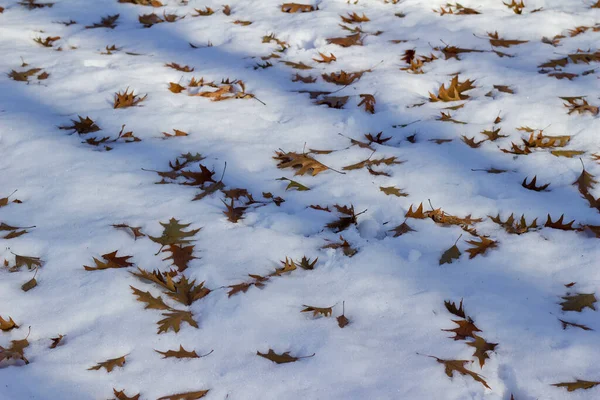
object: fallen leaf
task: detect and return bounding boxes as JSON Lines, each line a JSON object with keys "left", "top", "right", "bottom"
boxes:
{"left": 561, "top": 293, "right": 597, "bottom": 312}
{"left": 256, "top": 349, "right": 315, "bottom": 364}
{"left": 49, "top": 334, "right": 65, "bottom": 349}
{"left": 552, "top": 380, "right": 600, "bottom": 392}
{"left": 429, "top": 356, "right": 490, "bottom": 389}
{"left": 112, "top": 388, "right": 140, "bottom": 400}
{"left": 301, "top": 305, "right": 333, "bottom": 317}
{"left": 88, "top": 354, "right": 127, "bottom": 372}
{"left": 467, "top": 335, "right": 498, "bottom": 367}
{"left": 155, "top": 345, "right": 201, "bottom": 359}
{"left": 84, "top": 251, "right": 133, "bottom": 271}
{"left": 443, "top": 319, "right": 481, "bottom": 341}
{"left": 0, "top": 316, "right": 18, "bottom": 332}
{"left": 157, "top": 310, "right": 198, "bottom": 334}
{"left": 465, "top": 237, "right": 497, "bottom": 259}
{"left": 440, "top": 244, "right": 461, "bottom": 265}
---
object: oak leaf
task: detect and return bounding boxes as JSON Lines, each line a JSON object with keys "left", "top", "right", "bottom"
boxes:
{"left": 322, "top": 235, "right": 357, "bottom": 257}
{"left": 113, "top": 89, "right": 147, "bottom": 109}
{"left": 389, "top": 221, "right": 415, "bottom": 237}
{"left": 490, "top": 214, "right": 538, "bottom": 234}
{"left": 465, "top": 237, "right": 497, "bottom": 258}
{"left": 313, "top": 52, "right": 336, "bottom": 63}
{"left": 88, "top": 354, "right": 127, "bottom": 372}
{"left": 155, "top": 345, "right": 200, "bottom": 359}
{"left": 326, "top": 204, "right": 361, "bottom": 232}
{"left": 444, "top": 299, "right": 468, "bottom": 320}
{"left": 50, "top": 334, "right": 65, "bottom": 349}
{"left": 112, "top": 389, "right": 140, "bottom": 400}
{"left": 118, "top": 0, "right": 162, "bottom": 6}
{"left": 545, "top": 214, "right": 576, "bottom": 231}
{"left": 358, "top": 94, "right": 376, "bottom": 114}
{"left": 440, "top": 243, "right": 461, "bottom": 265}
{"left": 380, "top": 186, "right": 408, "bottom": 197}
{"left": 193, "top": 7, "right": 213, "bottom": 16}
{"left": 274, "top": 151, "right": 329, "bottom": 176}
{"left": 0, "top": 316, "right": 18, "bottom": 332}
{"left": 131, "top": 286, "right": 171, "bottom": 310}
{"left": 301, "top": 305, "right": 333, "bottom": 317}
{"left": 429, "top": 356, "right": 490, "bottom": 389}
{"left": 326, "top": 33, "right": 363, "bottom": 47}
{"left": 13, "top": 253, "right": 42, "bottom": 270}
{"left": 113, "top": 224, "right": 145, "bottom": 240}
{"left": 467, "top": 335, "right": 498, "bottom": 367}
{"left": 561, "top": 293, "right": 597, "bottom": 312}
{"left": 84, "top": 251, "right": 133, "bottom": 271}
{"left": 281, "top": 3, "right": 314, "bottom": 13}
{"left": 430, "top": 76, "right": 476, "bottom": 102}
{"left": 257, "top": 349, "right": 315, "bottom": 364}
{"left": 86, "top": 14, "right": 119, "bottom": 29}
{"left": 322, "top": 70, "right": 366, "bottom": 85}
{"left": 522, "top": 176, "right": 550, "bottom": 192}
{"left": 157, "top": 310, "right": 198, "bottom": 334}
{"left": 552, "top": 380, "right": 600, "bottom": 392}
{"left": 340, "top": 12, "right": 369, "bottom": 23}
{"left": 162, "top": 245, "right": 197, "bottom": 273}
{"left": 157, "top": 390, "right": 209, "bottom": 400}
{"left": 443, "top": 319, "right": 481, "bottom": 340}
{"left": 59, "top": 116, "right": 100, "bottom": 134}
{"left": 487, "top": 31, "right": 528, "bottom": 47}
{"left": 169, "top": 83, "right": 186, "bottom": 94}
{"left": 0, "top": 334, "right": 30, "bottom": 365}
{"left": 150, "top": 219, "right": 200, "bottom": 247}
{"left": 559, "top": 319, "right": 593, "bottom": 331}
{"left": 167, "top": 276, "right": 210, "bottom": 306}
{"left": 132, "top": 267, "right": 176, "bottom": 292}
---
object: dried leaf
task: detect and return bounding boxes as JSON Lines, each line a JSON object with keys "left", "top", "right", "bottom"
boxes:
{"left": 444, "top": 299, "right": 467, "bottom": 319}
{"left": 301, "top": 305, "right": 333, "bottom": 317}
{"left": 561, "top": 293, "right": 597, "bottom": 312}
{"left": 389, "top": 221, "right": 415, "bottom": 237}
{"left": 150, "top": 218, "right": 200, "bottom": 247}
{"left": 113, "top": 88, "right": 147, "bottom": 109}
{"left": 131, "top": 286, "right": 171, "bottom": 310}
{"left": 112, "top": 224, "right": 145, "bottom": 240}
{"left": 465, "top": 237, "right": 497, "bottom": 258}
{"left": 440, "top": 244, "right": 461, "bottom": 265}
{"left": 380, "top": 186, "right": 408, "bottom": 197}
{"left": 274, "top": 151, "right": 329, "bottom": 176}
{"left": 522, "top": 176, "right": 550, "bottom": 191}
{"left": 155, "top": 345, "right": 200, "bottom": 359}
{"left": 358, "top": 94, "right": 376, "bottom": 114}
{"left": 467, "top": 335, "right": 498, "bottom": 367}
{"left": 49, "top": 334, "right": 65, "bottom": 349}
{"left": 429, "top": 356, "right": 490, "bottom": 389}
{"left": 559, "top": 319, "right": 593, "bottom": 331}
{"left": 545, "top": 214, "right": 576, "bottom": 231}
{"left": 430, "top": 76, "right": 476, "bottom": 102}
{"left": 0, "top": 316, "right": 18, "bottom": 332}
{"left": 313, "top": 52, "right": 336, "bottom": 63}
{"left": 157, "top": 310, "right": 198, "bottom": 334}
{"left": 281, "top": 3, "right": 315, "bottom": 13}
{"left": 88, "top": 355, "right": 127, "bottom": 372}
{"left": 84, "top": 251, "right": 133, "bottom": 271}
{"left": 256, "top": 349, "right": 314, "bottom": 363}
{"left": 157, "top": 390, "right": 209, "bottom": 400}
{"left": 326, "top": 33, "right": 363, "bottom": 47}
{"left": 552, "top": 380, "right": 600, "bottom": 392}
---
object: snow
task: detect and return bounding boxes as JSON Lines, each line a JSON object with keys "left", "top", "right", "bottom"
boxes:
{"left": 1, "top": 0, "right": 600, "bottom": 399}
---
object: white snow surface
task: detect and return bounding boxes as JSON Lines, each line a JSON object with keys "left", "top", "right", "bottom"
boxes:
{"left": 1, "top": 0, "right": 600, "bottom": 399}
